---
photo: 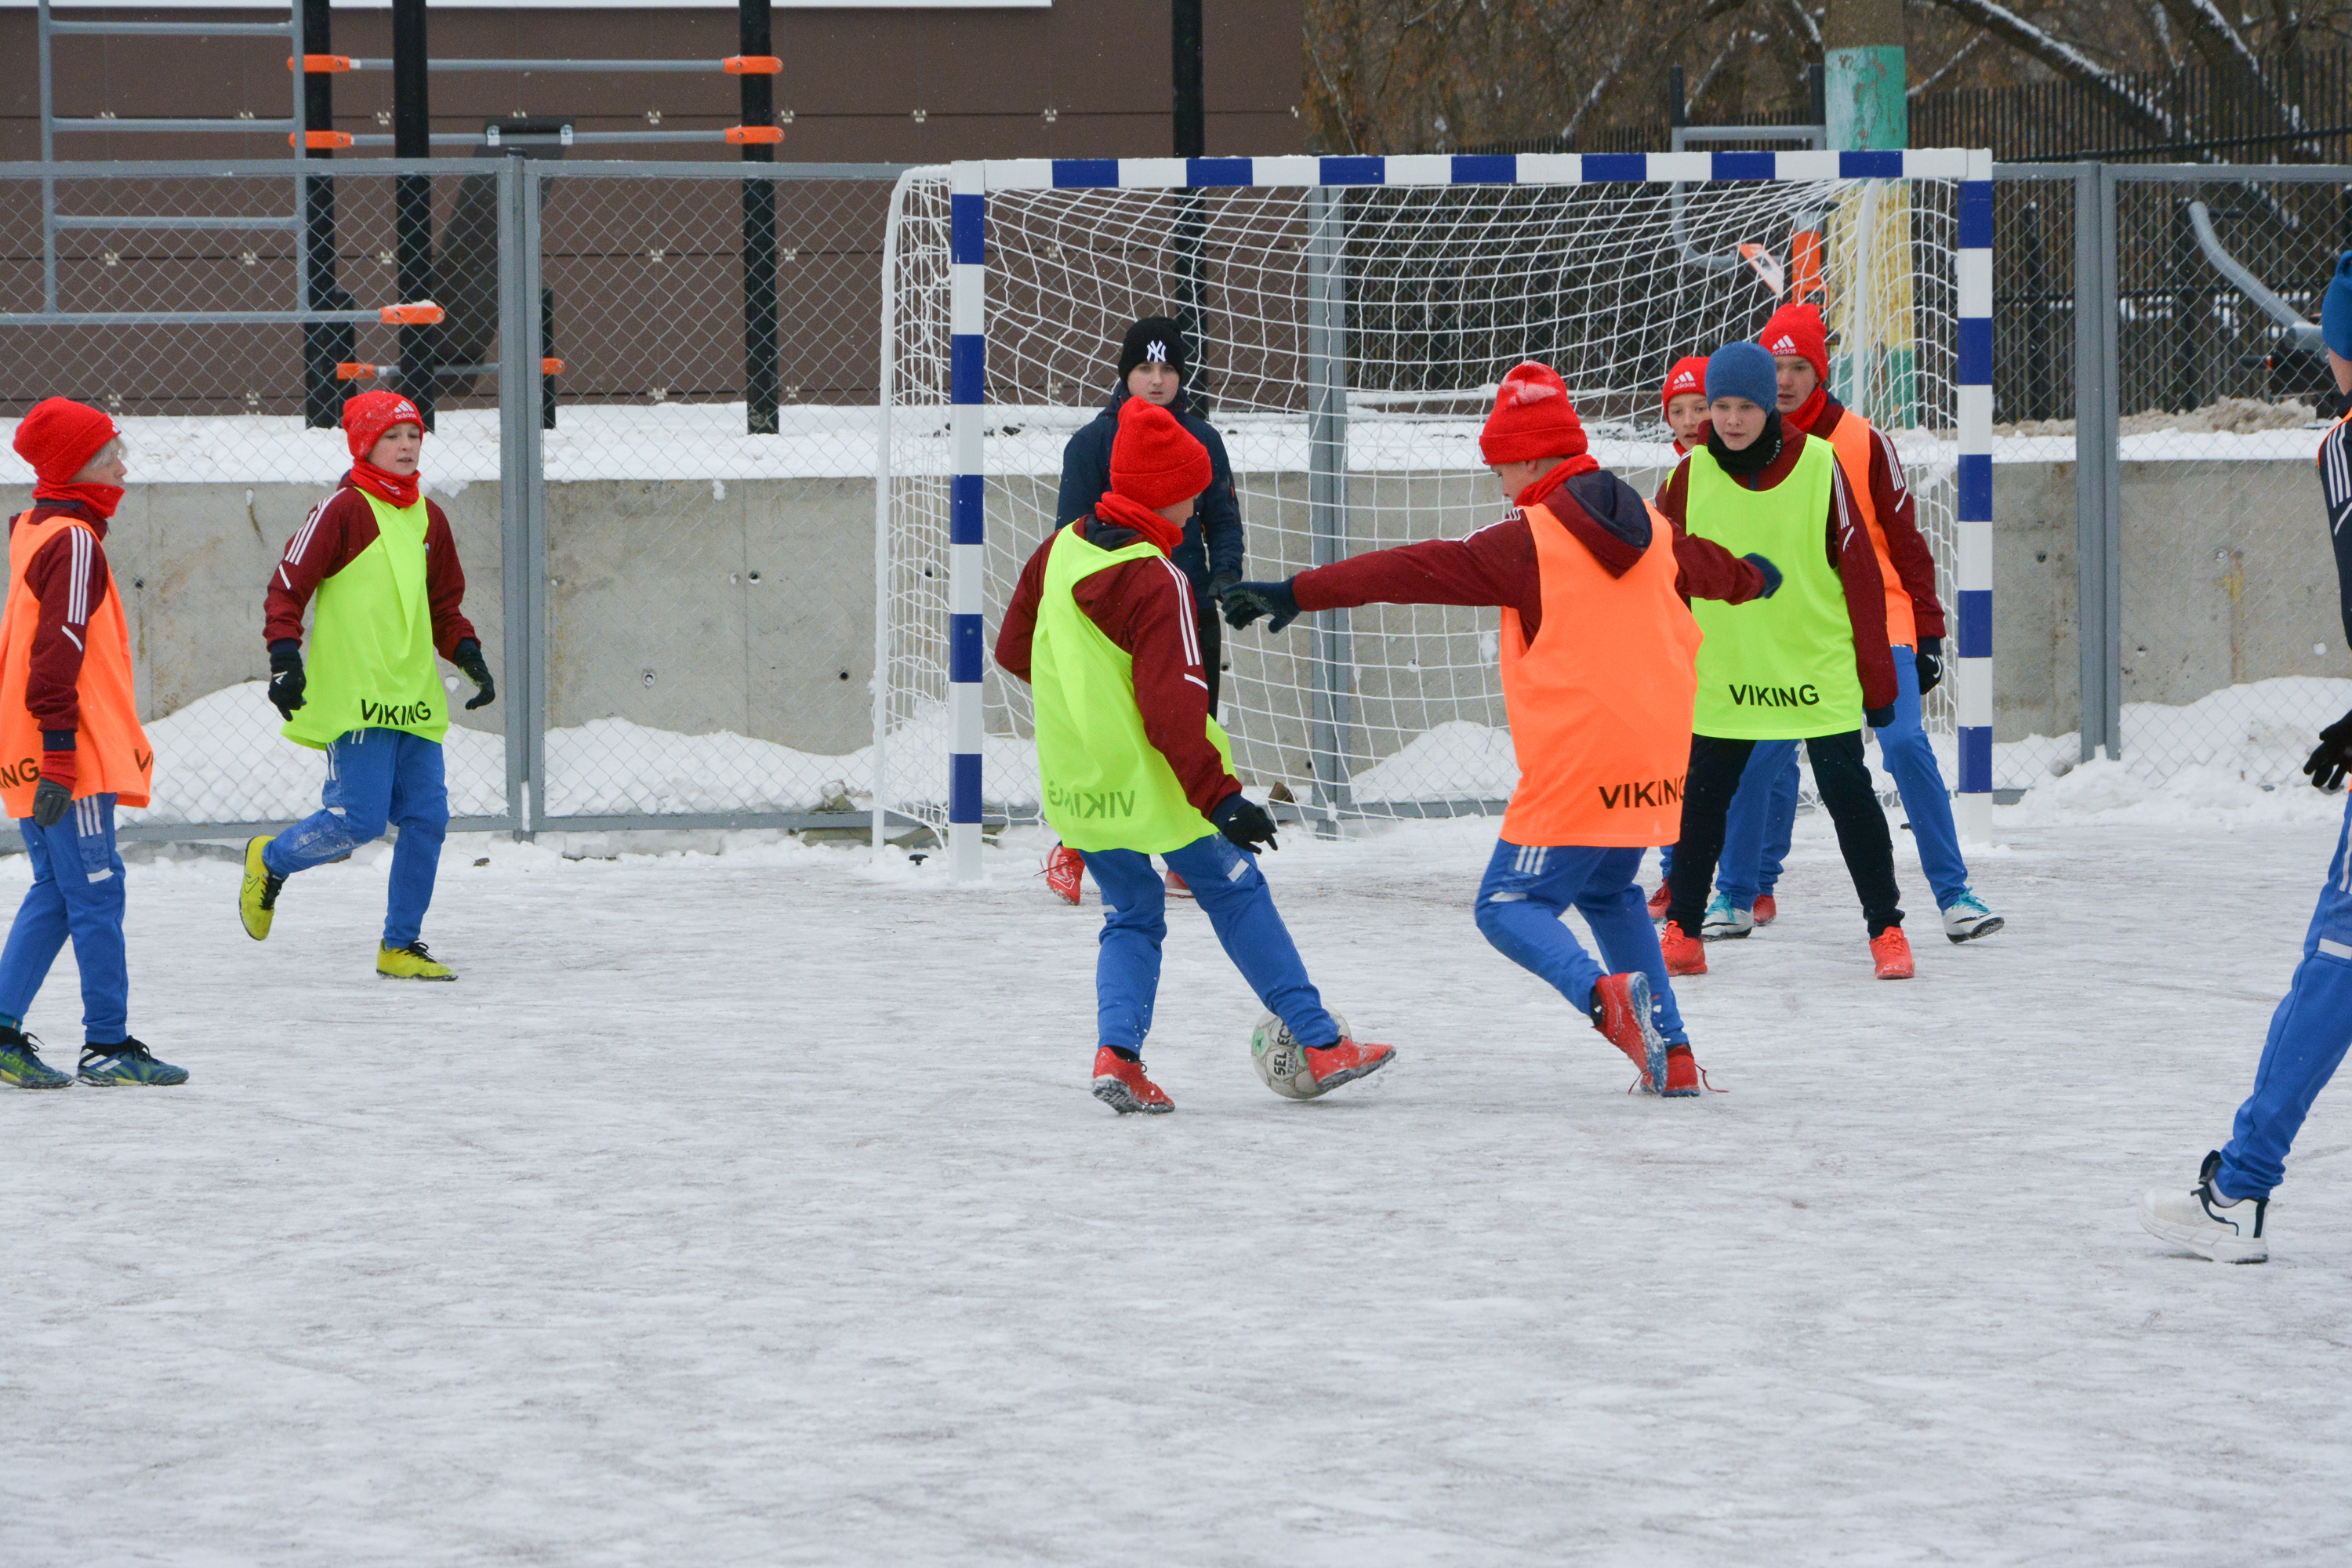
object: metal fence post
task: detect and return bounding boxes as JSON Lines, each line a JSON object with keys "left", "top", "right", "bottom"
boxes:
{"left": 2073, "top": 160, "right": 2122, "bottom": 763}
{"left": 495, "top": 159, "right": 548, "bottom": 838}
{"left": 1305, "top": 184, "right": 1354, "bottom": 834}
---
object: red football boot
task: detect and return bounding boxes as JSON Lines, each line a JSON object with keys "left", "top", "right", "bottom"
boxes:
{"left": 1165, "top": 870, "right": 1193, "bottom": 899}
{"left": 1589, "top": 972, "right": 1667, "bottom": 1092}
{"left": 1303, "top": 1036, "right": 1394, "bottom": 1091}
{"left": 1646, "top": 881, "right": 1671, "bottom": 919}
{"left": 1752, "top": 893, "right": 1777, "bottom": 925}
{"left": 1044, "top": 844, "right": 1084, "bottom": 906}
{"left": 1871, "top": 926, "right": 1915, "bottom": 979}
{"left": 1659, "top": 920, "right": 1707, "bottom": 976}
{"left": 1661, "top": 1044, "right": 1702, "bottom": 1098}
{"left": 1091, "top": 1047, "right": 1174, "bottom": 1113}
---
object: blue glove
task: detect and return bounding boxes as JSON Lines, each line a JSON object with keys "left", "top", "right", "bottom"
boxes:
{"left": 1741, "top": 553, "right": 1782, "bottom": 600}
{"left": 1220, "top": 579, "right": 1302, "bottom": 633}
{"left": 2323, "top": 251, "right": 2352, "bottom": 361}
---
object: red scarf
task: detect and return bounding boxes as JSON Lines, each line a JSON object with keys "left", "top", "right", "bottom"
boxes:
{"left": 1514, "top": 454, "right": 1599, "bottom": 510}
{"left": 349, "top": 461, "right": 420, "bottom": 509}
{"left": 1092, "top": 492, "right": 1186, "bottom": 556}
{"left": 33, "top": 483, "right": 122, "bottom": 519}
{"left": 1783, "top": 385, "right": 1829, "bottom": 436}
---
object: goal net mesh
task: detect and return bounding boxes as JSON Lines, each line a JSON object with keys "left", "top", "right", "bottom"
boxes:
{"left": 882, "top": 172, "right": 1962, "bottom": 831}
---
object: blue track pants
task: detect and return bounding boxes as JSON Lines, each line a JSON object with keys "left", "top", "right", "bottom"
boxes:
{"left": 263, "top": 727, "right": 448, "bottom": 947}
{"left": 0, "top": 793, "right": 129, "bottom": 1042}
{"left": 1080, "top": 832, "right": 1338, "bottom": 1051}
{"left": 2216, "top": 792, "right": 2352, "bottom": 1200}
{"left": 1475, "top": 838, "right": 1687, "bottom": 1045}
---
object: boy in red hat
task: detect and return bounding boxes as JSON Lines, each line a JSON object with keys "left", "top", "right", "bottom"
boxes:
{"left": 1221, "top": 362, "right": 1778, "bottom": 1096}
{"left": 0, "top": 398, "right": 184, "bottom": 1089}
{"left": 996, "top": 397, "right": 1395, "bottom": 1113}
{"left": 238, "top": 390, "right": 495, "bottom": 979}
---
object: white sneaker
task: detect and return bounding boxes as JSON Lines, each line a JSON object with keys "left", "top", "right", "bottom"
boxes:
{"left": 1941, "top": 891, "right": 2005, "bottom": 944}
{"left": 2139, "top": 1151, "right": 2268, "bottom": 1263}
{"left": 1700, "top": 891, "right": 1755, "bottom": 941}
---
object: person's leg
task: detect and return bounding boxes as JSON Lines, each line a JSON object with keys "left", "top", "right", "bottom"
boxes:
{"left": 381, "top": 735, "right": 449, "bottom": 948}
{"left": 1574, "top": 846, "right": 1690, "bottom": 1045}
{"left": 1077, "top": 848, "right": 1167, "bottom": 1051}
{"left": 1197, "top": 595, "right": 1224, "bottom": 717}
{"left": 2216, "top": 796, "right": 2352, "bottom": 1200}
{"left": 1717, "top": 740, "right": 1799, "bottom": 909}
{"left": 1474, "top": 839, "right": 1609, "bottom": 1015}
{"left": 1161, "top": 832, "right": 1341, "bottom": 1047}
{"left": 1876, "top": 645, "right": 1972, "bottom": 910}
{"left": 1665, "top": 735, "right": 1757, "bottom": 934}
{"left": 1755, "top": 749, "right": 1802, "bottom": 901}
{"left": 264, "top": 728, "right": 397, "bottom": 877}
{"left": 48, "top": 795, "right": 129, "bottom": 1044}
{"left": 1803, "top": 730, "right": 1903, "bottom": 934}
{"left": 0, "top": 815, "right": 71, "bottom": 1028}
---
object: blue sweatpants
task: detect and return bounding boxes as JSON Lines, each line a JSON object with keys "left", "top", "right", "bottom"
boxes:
{"left": 2216, "top": 792, "right": 2352, "bottom": 1200}
{"left": 1080, "top": 832, "right": 1339, "bottom": 1051}
{"left": 0, "top": 793, "right": 129, "bottom": 1042}
{"left": 1718, "top": 645, "right": 1971, "bottom": 911}
{"left": 263, "top": 727, "right": 448, "bottom": 947}
{"left": 1475, "top": 838, "right": 1688, "bottom": 1045}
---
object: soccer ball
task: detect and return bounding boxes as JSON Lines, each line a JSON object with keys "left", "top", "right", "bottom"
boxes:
{"left": 1250, "top": 1010, "right": 1347, "bottom": 1101}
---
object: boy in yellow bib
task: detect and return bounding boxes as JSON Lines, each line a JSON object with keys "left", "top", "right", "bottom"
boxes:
{"left": 238, "top": 393, "right": 495, "bottom": 978}
{"left": 996, "top": 397, "right": 1394, "bottom": 1112}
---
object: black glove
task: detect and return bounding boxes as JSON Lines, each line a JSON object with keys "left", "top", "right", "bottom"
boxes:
{"left": 1207, "top": 569, "right": 1241, "bottom": 601}
{"left": 1915, "top": 636, "right": 1944, "bottom": 697}
{"left": 1865, "top": 705, "right": 1896, "bottom": 729}
{"left": 1741, "top": 553, "right": 1783, "bottom": 600}
{"left": 453, "top": 638, "right": 496, "bottom": 711}
{"left": 31, "top": 778, "right": 69, "bottom": 830}
{"left": 267, "top": 642, "right": 306, "bottom": 720}
{"left": 2305, "top": 706, "right": 2352, "bottom": 793}
{"left": 1210, "top": 793, "right": 1280, "bottom": 854}
{"left": 1221, "top": 579, "right": 1303, "bottom": 633}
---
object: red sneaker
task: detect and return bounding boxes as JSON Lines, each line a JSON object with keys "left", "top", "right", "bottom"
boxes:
{"left": 1589, "top": 972, "right": 1666, "bottom": 1091}
{"left": 1165, "top": 870, "right": 1193, "bottom": 899}
{"left": 1646, "top": 881, "right": 1671, "bottom": 919}
{"left": 1662, "top": 1044, "right": 1702, "bottom": 1097}
{"left": 1753, "top": 893, "right": 1777, "bottom": 926}
{"left": 1303, "top": 1036, "right": 1394, "bottom": 1091}
{"left": 1044, "top": 845, "right": 1084, "bottom": 906}
{"left": 1091, "top": 1047, "right": 1173, "bottom": 1113}
{"left": 1659, "top": 920, "right": 1707, "bottom": 976}
{"left": 1871, "top": 926, "right": 1915, "bottom": 979}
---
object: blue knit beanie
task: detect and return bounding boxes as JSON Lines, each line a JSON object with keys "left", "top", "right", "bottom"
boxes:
{"left": 1705, "top": 340, "right": 1778, "bottom": 410}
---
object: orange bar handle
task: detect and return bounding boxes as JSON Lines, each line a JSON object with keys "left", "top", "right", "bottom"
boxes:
{"left": 379, "top": 301, "right": 445, "bottom": 325}
{"left": 292, "top": 130, "right": 355, "bottom": 149}
{"left": 334, "top": 362, "right": 377, "bottom": 381}
{"left": 725, "top": 125, "right": 785, "bottom": 144}
{"left": 290, "top": 54, "right": 353, "bottom": 73}
{"left": 723, "top": 56, "right": 782, "bottom": 74}
{"left": 541, "top": 358, "right": 566, "bottom": 375}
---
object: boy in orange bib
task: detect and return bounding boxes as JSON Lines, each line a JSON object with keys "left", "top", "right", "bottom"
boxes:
{"left": 1221, "top": 363, "right": 1778, "bottom": 1095}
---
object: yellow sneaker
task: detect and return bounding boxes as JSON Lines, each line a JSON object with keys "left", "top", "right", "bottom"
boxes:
{"left": 377, "top": 940, "right": 456, "bottom": 981}
{"left": 240, "top": 836, "right": 285, "bottom": 941}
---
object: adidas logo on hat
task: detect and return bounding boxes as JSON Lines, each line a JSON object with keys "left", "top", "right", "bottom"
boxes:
{"left": 1769, "top": 336, "right": 1798, "bottom": 354}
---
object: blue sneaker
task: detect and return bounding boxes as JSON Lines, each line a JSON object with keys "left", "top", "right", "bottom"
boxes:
{"left": 0, "top": 1028, "right": 71, "bottom": 1090}
{"left": 78, "top": 1037, "right": 189, "bottom": 1087}
{"left": 1940, "top": 891, "right": 2005, "bottom": 945}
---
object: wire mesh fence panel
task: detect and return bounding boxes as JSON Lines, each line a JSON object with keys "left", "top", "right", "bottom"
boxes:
{"left": 0, "top": 163, "right": 513, "bottom": 831}
{"left": 2106, "top": 175, "right": 2350, "bottom": 786}
{"left": 883, "top": 166, "right": 1973, "bottom": 833}
{"left": 529, "top": 168, "right": 895, "bottom": 825}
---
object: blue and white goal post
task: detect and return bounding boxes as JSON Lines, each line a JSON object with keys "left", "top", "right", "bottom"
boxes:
{"left": 876, "top": 150, "right": 1996, "bottom": 880}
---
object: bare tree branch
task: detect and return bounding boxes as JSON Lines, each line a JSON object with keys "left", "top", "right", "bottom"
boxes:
{"left": 1920, "top": 0, "right": 2181, "bottom": 139}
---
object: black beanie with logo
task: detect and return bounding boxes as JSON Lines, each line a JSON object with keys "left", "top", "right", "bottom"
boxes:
{"left": 1117, "top": 316, "right": 1192, "bottom": 385}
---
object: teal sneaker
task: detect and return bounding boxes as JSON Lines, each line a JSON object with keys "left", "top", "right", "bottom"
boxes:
{"left": 1700, "top": 889, "right": 1755, "bottom": 941}
{"left": 0, "top": 1028, "right": 71, "bottom": 1090}
{"left": 78, "top": 1037, "right": 188, "bottom": 1087}
{"left": 1940, "top": 891, "right": 2005, "bottom": 945}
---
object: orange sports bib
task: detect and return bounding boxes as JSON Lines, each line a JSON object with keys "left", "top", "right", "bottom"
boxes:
{"left": 1824, "top": 413, "right": 1916, "bottom": 648}
{"left": 0, "top": 514, "right": 152, "bottom": 815}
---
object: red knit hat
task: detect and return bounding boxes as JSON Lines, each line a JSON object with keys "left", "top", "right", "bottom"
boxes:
{"left": 1660, "top": 355, "right": 1708, "bottom": 416}
{"left": 1759, "top": 303, "right": 1829, "bottom": 387}
{"left": 1109, "top": 396, "right": 1213, "bottom": 509}
{"left": 343, "top": 390, "right": 424, "bottom": 459}
{"left": 13, "top": 397, "right": 121, "bottom": 492}
{"left": 1479, "top": 362, "right": 1587, "bottom": 465}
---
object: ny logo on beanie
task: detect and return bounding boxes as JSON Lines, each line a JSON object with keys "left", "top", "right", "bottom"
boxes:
{"left": 1145, "top": 341, "right": 1168, "bottom": 362}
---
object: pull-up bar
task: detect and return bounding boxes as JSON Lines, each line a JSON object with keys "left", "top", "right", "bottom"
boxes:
{"left": 295, "top": 127, "right": 784, "bottom": 148}
{"left": 294, "top": 55, "right": 781, "bottom": 74}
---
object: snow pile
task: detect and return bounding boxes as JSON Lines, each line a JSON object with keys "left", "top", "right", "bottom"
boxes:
{"left": 543, "top": 718, "right": 869, "bottom": 817}
{"left": 1999, "top": 396, "right": 2319, "bottom": 441}
{"left": 1345, "top": 719, "right": 1519, "bottom": 804}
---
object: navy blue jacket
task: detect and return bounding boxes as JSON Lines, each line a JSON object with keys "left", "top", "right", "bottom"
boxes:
{"left": 1053, "top": 387, "right": 1246, "bottom": 598}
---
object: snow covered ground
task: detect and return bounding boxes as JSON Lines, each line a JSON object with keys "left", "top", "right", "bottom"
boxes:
{"left": 6, "top": 808, "right": 2352, "bottom": 1564}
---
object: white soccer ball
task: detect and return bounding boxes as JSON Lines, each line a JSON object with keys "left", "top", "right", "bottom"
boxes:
{"left": 1250, "top": 1010, "right": 1347, "bottom": 1101}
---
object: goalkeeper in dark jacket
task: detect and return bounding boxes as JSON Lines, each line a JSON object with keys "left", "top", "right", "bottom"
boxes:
{"left": 2138, "top": 255, "right": 2352, "bottom": 1263}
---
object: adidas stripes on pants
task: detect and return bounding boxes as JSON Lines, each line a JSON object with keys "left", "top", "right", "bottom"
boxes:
{"left": 264, "top": 727, "right": 449, "bottom": 948}
{"left": 0, "top": 793, "right": 129, "bottom": 1044}
{"left": 1475, "top": 839, "right": 1688, "bottom": 1045}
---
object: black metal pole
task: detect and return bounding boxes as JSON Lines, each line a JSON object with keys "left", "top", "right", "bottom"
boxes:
{"left": 1172, "top": 0, "right": 1203, "bottom": 158}
{"left": 741, "top": 0, "right": 780, "bottom": 435}
{"left": 300, "top": 0, "right": 354, "bottom": 428}
{"left": 1172, "top": 0, "right": 1207, "bottom": 406}
{"left": 392, "top": 0, "right": 436, "bottom": 429}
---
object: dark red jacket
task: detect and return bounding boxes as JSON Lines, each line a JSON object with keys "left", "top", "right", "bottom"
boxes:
{"left": 996, "top": 516, "right": 1239, "bottom": 818}
{"left": 11, "top": 499, "right": 115, "bottom": 743}
{"left": 1290, "top": 464, "right": 1767, "bottom": 639}
{"left": 1655, "top": 431, "right": 1899, "bottom": 713}
{"left": 1799, "top": 397, "right": 1947, "bottom": 641}
{"left": 264, "top": 480, "right": 476, "bottom": 657}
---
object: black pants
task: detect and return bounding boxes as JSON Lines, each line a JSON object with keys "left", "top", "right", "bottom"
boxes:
{"left": 1667, "top": 731, "right": 1904, "bottom": 937}
{"left": 1199, "top": 596, "right": 1225, "bottom": 716}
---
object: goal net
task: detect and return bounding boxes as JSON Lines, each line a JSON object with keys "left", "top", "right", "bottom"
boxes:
{"left": 879, "top": 153, "right": 1993, "bottom": 875}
